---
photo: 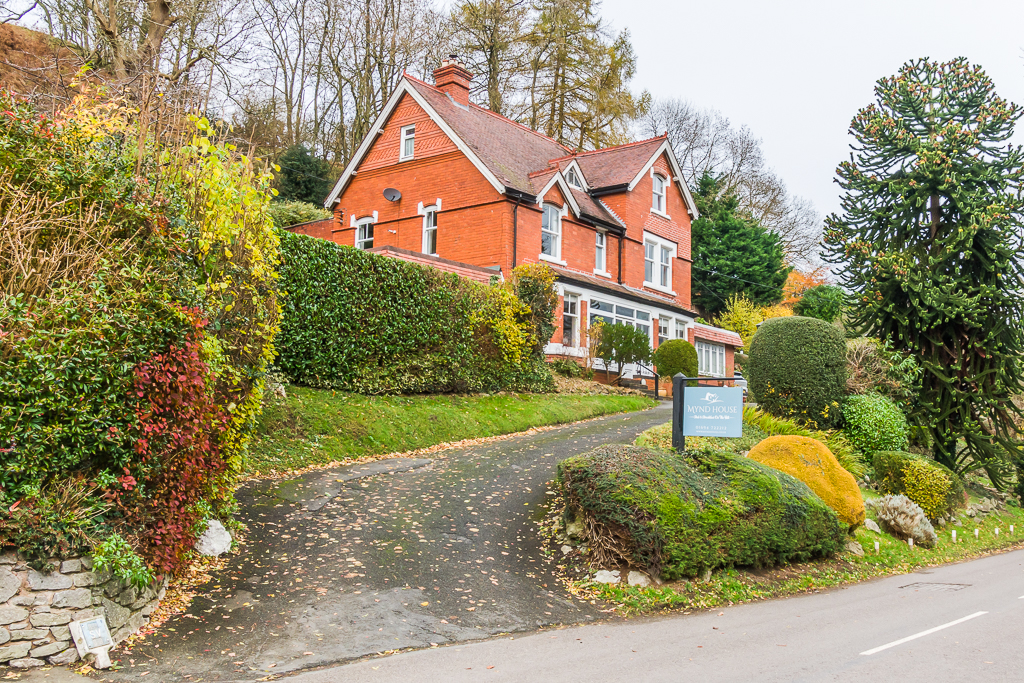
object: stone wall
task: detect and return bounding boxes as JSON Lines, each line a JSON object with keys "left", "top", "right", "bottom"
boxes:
{"left": 0, "top": 552, "right": 167, "bottom": 669}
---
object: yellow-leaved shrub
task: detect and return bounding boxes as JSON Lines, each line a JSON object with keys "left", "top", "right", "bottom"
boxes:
{"left": 748, "top": 435, "right": 865, "bottom": 529}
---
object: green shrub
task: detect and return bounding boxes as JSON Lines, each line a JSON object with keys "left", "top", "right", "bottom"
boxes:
{"left": 0, "top": 94, "right": 278, "bottom": 575}
{"left": 267, "top": 200, "right": 331, "bottom": 228}
{"left": 557, "top": 445, "right": 845, "bottom": 581}
{"left": 509, "top": 264, "right": 558, "bottom": 356}
{"left": 844, "top": 394, "right": 909, "bottom": 454}
{"left": 653, "top": 339, "right": 697, "bottom": 378}
{"left": 91, "top": 533, "right": 155, "bottom": 590}
{"left": 550, "top": 357, "right": 584, "bottom": 378}
{"left": 747, "top": 316, "right": 847, "bottom": 429}
{"left": 794, "top": 284, "right": 845, "bottom": 323}
{"left": 275, "top": 230, "right": 553, "bottom": 394}
{"left": 597, "top": 323, "right": 653, "bottom": 381}
{"left": 873, "top": 451, "right": 966, "bottom": 521}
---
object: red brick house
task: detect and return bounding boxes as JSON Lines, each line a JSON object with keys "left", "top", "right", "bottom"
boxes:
{"left": 299, "top": 58, "right": 741, "bottom": 381}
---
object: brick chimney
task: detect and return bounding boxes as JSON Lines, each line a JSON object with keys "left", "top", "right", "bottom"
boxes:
{"left": 433, "top": 56, "right": 473, "bottom": 106}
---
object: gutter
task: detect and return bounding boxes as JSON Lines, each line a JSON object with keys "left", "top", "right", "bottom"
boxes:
{"left": 504, "top": 188, "right": 536, "bottom": 269}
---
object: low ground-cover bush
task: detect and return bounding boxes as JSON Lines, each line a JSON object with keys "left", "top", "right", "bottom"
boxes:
{"left": 870, "top": 494, "right": 937, "bottom": 548}
{"left": 743, "top": 407, "right": 864, "bottom": 478}
{"left": 275, "top": 230, "right": 553, "bottom": 394}
{"left": 557, "top": 445, "right": 846, "bottom": 581}
{"left": 747, "top": 316, "right": 847, "bottom": 429}
{"left": 844, "top": 394, "right": 909, "bottom": 454}
{"left": 873, "top": 451, "right": 965, "bottom": 521}
{"left": 549, "top": 357, "right": 586, "bottom": 378}
{"left": 748, "top": 435, "right": 865, "bottom": 529}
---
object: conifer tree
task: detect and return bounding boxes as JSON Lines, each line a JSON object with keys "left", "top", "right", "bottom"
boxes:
{"left": 691, "top": 174, "right": 789, "bottom": 316}
{"left": 824, "top": 58, "right": 1024, "bottom": 487}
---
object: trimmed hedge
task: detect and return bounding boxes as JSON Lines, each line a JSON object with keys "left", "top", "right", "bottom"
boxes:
{"left": 748, "top": 435, "right": 866, "bottom": 528}
{"left": 747, "top": 316, "right": 847, "bottom": 429}
{"left": 844, "top": 393, "right": 909, "bottom": 454}
{"left": 653, "top": 339, "right": 698, "bottom": 379}
{"left": 275, "top": 230, "right": 553, "bottom": 394}
{"left": 873, "top": 451, "right": 966, "bottom": 521}
{"left": 557, "top": 445, "right": 845, "bottom": 581}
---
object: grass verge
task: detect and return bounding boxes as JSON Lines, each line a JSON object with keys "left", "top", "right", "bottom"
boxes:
{"left": 571, "top": 505, "right": 1024, "bottom": 614}
{"left": 249, "top": 387, "right": 655, "bottom": 475}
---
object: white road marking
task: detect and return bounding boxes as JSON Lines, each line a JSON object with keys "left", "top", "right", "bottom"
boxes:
{"left": 860, "top": 612, "right": 988, "bottom": 656}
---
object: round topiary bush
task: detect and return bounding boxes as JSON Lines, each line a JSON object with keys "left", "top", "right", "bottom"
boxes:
{"left": 748, "top": 435, "right": 866, "bottom": 529}
{"left": 557, "top": 445, "right": 845, "bottom": 581}
{"left": 653, "top": 339, "right": 698, "bottom": 378}
{"left": 747, "top": 316, "right": 847, "bottom": 429}
{"left": 844, "top": 393, "right": 909, "bottom": 454}
{"left": 873, "top": 451, "right": 966, "bottom": 521}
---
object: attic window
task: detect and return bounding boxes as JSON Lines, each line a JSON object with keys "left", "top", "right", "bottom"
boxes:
{"left": 652, "top": 173, "right": 666, "bottom": 213}
{"left": 400, "top": 125, "right": 415, "bottom": 161}
{"left": 565, "top": 168, "right": 582, "bottom": 189}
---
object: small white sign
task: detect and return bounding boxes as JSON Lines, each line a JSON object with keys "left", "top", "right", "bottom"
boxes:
{"left": 70, "top": 616, "right": 113, "bottom": 669}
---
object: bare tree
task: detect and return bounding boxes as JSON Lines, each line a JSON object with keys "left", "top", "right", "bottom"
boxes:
{"left": 641, "top": 97, "right": 823, "bottom": 266}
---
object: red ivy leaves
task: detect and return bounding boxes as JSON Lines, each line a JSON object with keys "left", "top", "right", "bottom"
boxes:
{"left": 125, "top": 308, "right": 229, "bottom": 574}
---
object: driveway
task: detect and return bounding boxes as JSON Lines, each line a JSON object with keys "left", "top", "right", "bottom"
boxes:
{"left": 101, "top": 402, "right": 670, "bottom": 681}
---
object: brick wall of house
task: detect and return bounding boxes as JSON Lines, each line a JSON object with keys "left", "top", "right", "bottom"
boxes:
{"left": 286, "top": 218, "right": 336, "bottom": 240}
{"left": 361, "top": 94, "right": 458, "bottom": 172}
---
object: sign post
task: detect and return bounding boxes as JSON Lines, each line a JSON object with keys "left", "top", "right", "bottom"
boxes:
{"left": 672, "top": 373, "right": 744, "bottom": 452}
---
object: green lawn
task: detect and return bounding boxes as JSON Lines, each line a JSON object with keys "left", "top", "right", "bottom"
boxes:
{"left": 248, "top": 387, "right": 655, "bottom": 475}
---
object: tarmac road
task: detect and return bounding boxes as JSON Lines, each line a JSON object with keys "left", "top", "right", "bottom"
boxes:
{"left": 96, "top": 401, "right": 671, "bottom": 681}
{"left": 284, "top": 547, "right": 1024, "bottom": 683}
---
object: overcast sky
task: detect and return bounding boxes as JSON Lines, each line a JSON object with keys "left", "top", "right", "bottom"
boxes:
{"left": 599, "top": 0, "right": 1024, "bottom": 218}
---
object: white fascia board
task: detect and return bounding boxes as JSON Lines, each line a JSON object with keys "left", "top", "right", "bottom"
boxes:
{"left": 626, "top": 140, "right": 700, "bottom": 219}
{"left": 324, "top": 79, "right": 507, "bottom": 208}
{"left": 563, "top": 159, "right": 589, "bottom": 190}
{"left": 535, "top": 173, "right": 582, "bottom": 217}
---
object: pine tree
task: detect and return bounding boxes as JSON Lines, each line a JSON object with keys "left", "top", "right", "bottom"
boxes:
{"left": 691, "top": 174, "right": 790, "bottom": 316}
{"left": 275, "top": 144, "right": 333, "bottom": 204}
{"left": 451, "top": 0, "right": 531, "bottom": 116}
{"left": 823, "top": 57, "right": 1024, "bottom": 487}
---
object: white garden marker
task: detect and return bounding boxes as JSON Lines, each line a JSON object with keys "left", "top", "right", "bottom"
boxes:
{"left": 975, "top": 528, "right": 980, "bottom": 539}
{"left": 952, "top": 530, "right": 957, "bottom": 543}
{"left": 874, "top": 540, "right": 880, "bottom": 553}
{"left": 908, "top": 538, "right": 914, "bottom": 549}
{"left": 1011, "top": 525, "right": 1015, "bottom": 534}
{"left": 996, "top": 528, "right": 1000, "bottom": 537}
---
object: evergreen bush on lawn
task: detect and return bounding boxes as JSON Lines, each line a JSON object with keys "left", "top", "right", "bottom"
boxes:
{"left": 843, "top": 394, "right": 909, "bottom": 454}
{"left": 747, "top": 316, "right": 847, "bottom": 429}
{"left": 275, "top": 230, "right": 554, "bottom": 394}
{"left": 873, "top": 451, "right": 966, "bottom": 521}
{"left": 652, "top": 339, "right": 697, "bottom": 379}
{"left": 557, "top": 445, "right": 846, "bottom": 581}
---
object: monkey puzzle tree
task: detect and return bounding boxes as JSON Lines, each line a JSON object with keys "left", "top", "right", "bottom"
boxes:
{"left": 824, "top": 57, "right": 1024, "bottom": 489}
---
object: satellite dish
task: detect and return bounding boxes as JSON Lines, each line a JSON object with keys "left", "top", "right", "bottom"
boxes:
{"left": 383, "top": 188, "right": 402, "bottom": 202}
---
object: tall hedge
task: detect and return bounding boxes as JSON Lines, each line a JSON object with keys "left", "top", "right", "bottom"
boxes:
{"left": 275, "top": 230, "right": 553, "bottom": 394}
{"left": 747, "top": 316, "right": 847, "bottom": 429}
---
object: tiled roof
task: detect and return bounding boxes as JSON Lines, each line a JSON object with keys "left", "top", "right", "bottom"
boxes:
{"left": 369, "top": 245, "right": 502, "bottom": 285}
{"left": 406, "top": 77, "right": 570, "bottom": 195}
{"left": 692, "top": 323, "right": 743, "bottom": 348}
{"left": 550, "top": 266, "right": 698, "bottom": 317}
{"left": 405, "top": 76, "right": 663, "bottom": 207}
{"left": 569, "top": 136, "right": 668, "bottom": 189}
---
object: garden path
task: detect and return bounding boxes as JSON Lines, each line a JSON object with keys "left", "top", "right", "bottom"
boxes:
{"left": 99, "top": 402, "right": 670, "bottom": 681}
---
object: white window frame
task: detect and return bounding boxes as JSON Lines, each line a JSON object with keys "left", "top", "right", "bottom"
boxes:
{"left": 417, "top": 199, "right": 442, "bottom": 255}
{"left": 562, "top": 293, "right": 580, "bottom": 347}
{"left": 696, "top": 341, "right": 726, "bottom": 377}
{"left": 642, "top": 231, "right": 676, "bottom": 295}
{"left": 651, "top": 171, "right": 668, "bottom": 216}
{"left": 565, "top": 168, "right": 582, "bottom": 189}
{"left": 658, "top": 317, "right": 671, "bottom": 346}
{"left": 422, "top": 208, "right": 437, "bottom": 255}
{"left": 399, "top": 124, "right": 416, "bottom": 161}
{"left": 539, "top": 203, "right": 566, "bottom": 264}
{"left": 355, "top": 217, "right": 375, "bottom": 250}
{"left": 675, "top": 319, "right": 688, "bottom": 341}
{"left": 594, "top": 231, "right": 608, "bottom": 276}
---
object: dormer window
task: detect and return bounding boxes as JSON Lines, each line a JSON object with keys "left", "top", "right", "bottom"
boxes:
{"left": 652, "top": 173, "right": 666, "bottom": 213}
{"left": 400, "top": 125, "right": 415, "bottom": 161}
{"left": 541, "top": 204, "right": 562, "bottom": 260}
{"left": 565, "top": 167, "right": 582, "bottom": 189}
